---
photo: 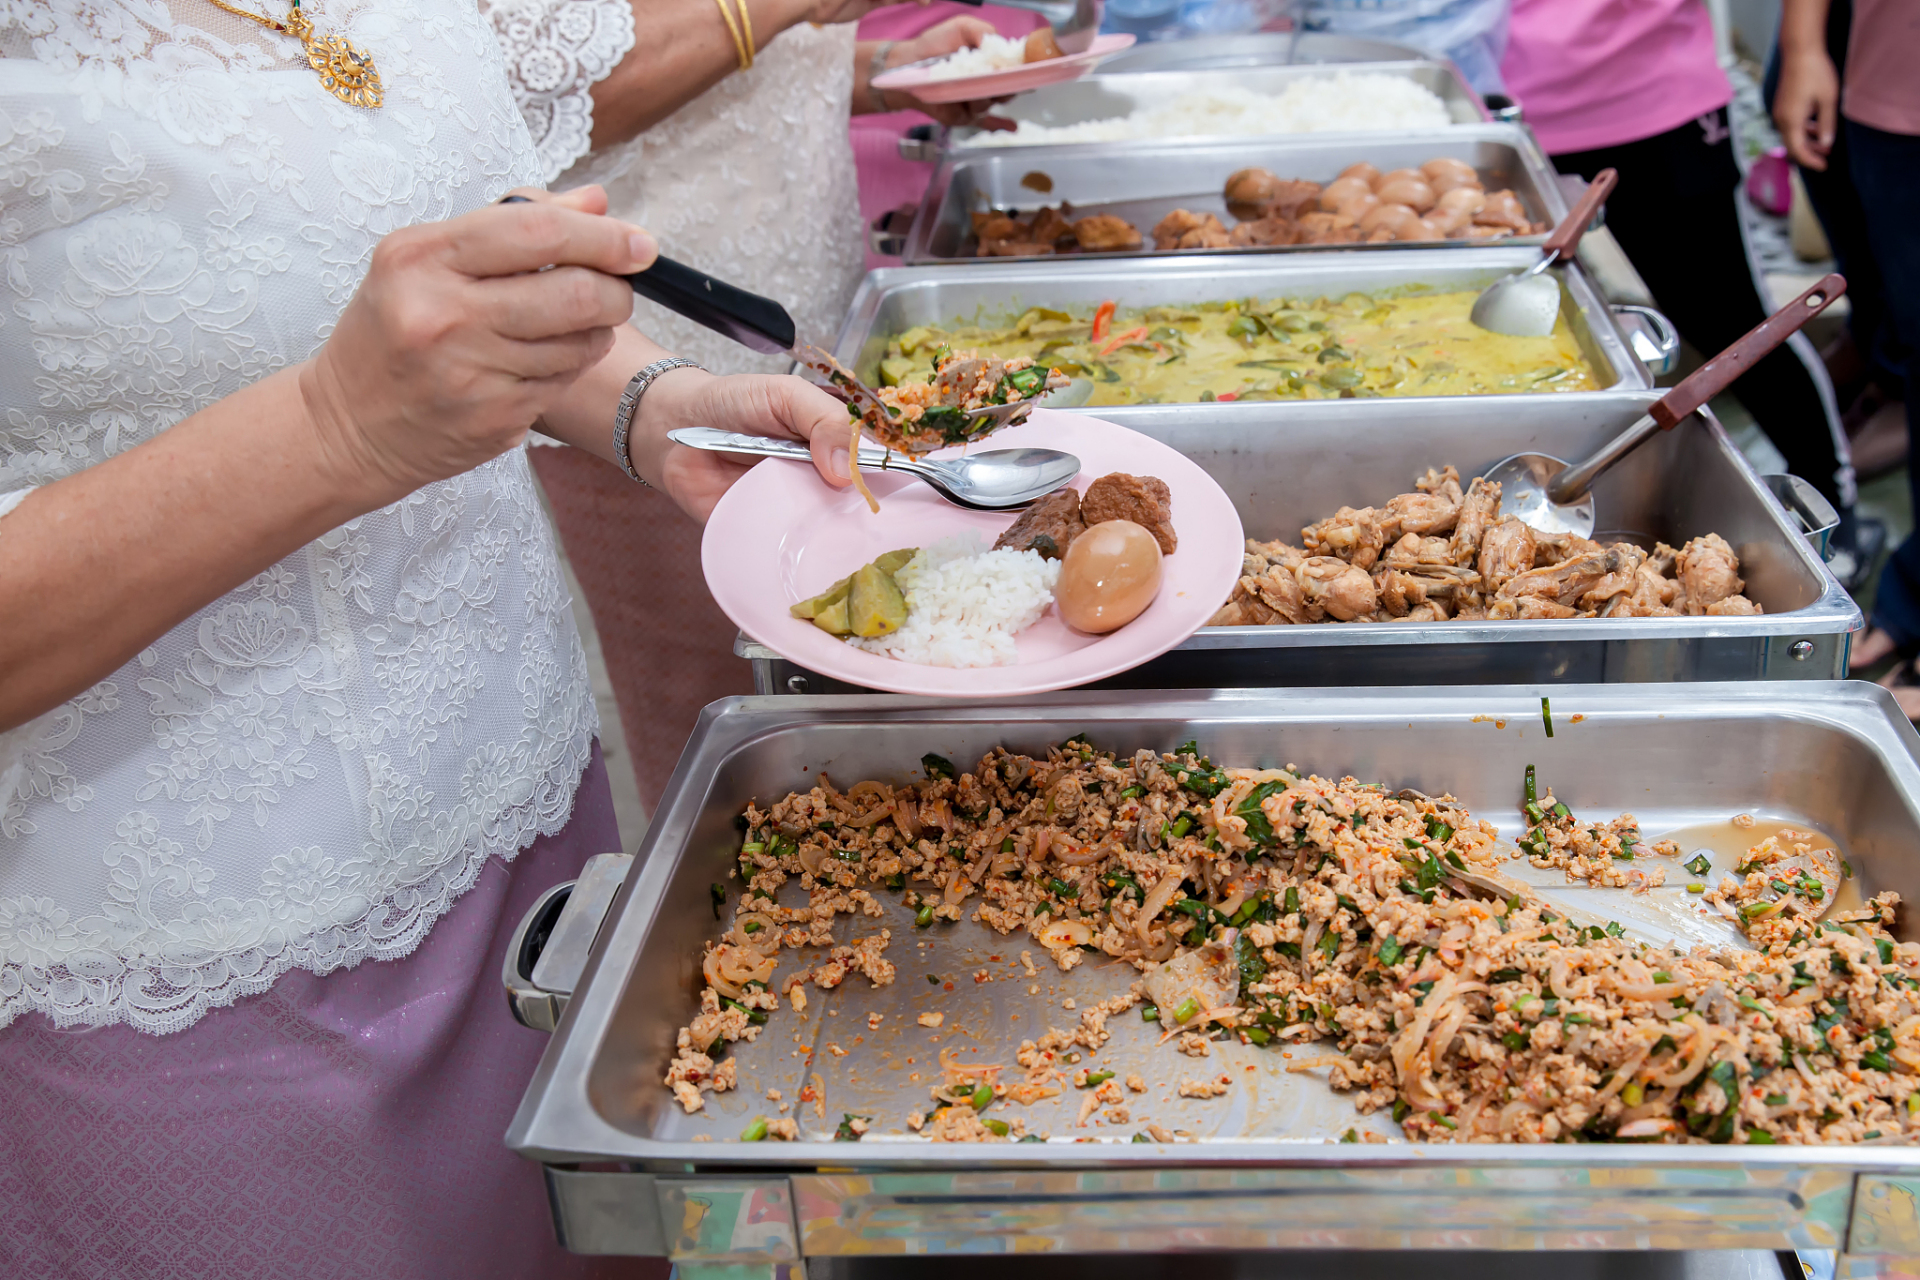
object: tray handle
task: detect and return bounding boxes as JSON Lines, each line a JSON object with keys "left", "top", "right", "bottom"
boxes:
{"left": 897, "top": 123, "right": 939, "bottom": 164}
{"left": 503, "top": 851, "right": 632, "bottom": 1031}
{"left": 1611, "top": 303, "right": 1681, "bottom": 376}
{"left": 1763, "top": 473, "right": 1842, "bottom": 562}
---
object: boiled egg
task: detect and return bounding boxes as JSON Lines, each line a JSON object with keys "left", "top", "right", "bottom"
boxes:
{"left": 1056, "top": 520, "right": 1163, "bottom": 633}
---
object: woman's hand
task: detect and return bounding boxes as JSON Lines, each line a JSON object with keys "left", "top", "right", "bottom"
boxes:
{"left": 863, "top": 16, "right": 1014, "bottom": 126}
{"left": 301, "top": 185, "right": 655, "bottom": 508}
{"left": 1773, "top": 46, "right": 1839, "bottom": 171}
{"left": 633, "top": 368, "right": 854, "bottom": 522}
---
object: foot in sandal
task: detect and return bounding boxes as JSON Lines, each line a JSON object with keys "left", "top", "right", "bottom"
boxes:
{"left": 1853, "top": 626, "right": 1902, "bottom": 671}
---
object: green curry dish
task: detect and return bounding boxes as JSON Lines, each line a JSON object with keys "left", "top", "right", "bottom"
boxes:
{"left": 881, "top": 290, "right": 1597, "bottom": 408}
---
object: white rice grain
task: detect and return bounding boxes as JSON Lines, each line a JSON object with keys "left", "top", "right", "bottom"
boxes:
{"left": 963, "top": 74, "right": 1451, "bottom": 147}
{"left": 919, "top": 34, "right": 1032, "bottom": 81}
{"left": 849, "top": 534, "right": 1057, "bottom": 668}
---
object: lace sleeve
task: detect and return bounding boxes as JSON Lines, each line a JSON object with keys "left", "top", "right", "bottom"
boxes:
{"left": 481, "top": 0, "right": 637, "bottom": 183}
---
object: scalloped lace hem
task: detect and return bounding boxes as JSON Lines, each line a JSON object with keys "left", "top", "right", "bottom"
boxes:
{"left": 0, "top": 719, "right": 599, "bottom": 1037}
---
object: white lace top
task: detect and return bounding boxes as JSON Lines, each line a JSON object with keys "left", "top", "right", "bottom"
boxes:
{"left": 0, "top": 0, "right": 636, "bottom": 1035}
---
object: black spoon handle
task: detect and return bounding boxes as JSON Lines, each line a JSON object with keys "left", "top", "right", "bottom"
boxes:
{"left": 497, "top": 195, "right": 796, "bottom": 355}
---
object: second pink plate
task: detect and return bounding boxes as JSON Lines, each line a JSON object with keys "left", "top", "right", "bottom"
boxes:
{"left": 872, "top": 34, "right": 1136, "bottom": 106}
{"left": 700, "top": 411, "right": 1244, "bottom": 699}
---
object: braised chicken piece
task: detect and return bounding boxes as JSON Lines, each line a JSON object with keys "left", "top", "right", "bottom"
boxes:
{"left": 1676, "top": 533, "right": 1744, "bottom": 613}
{"left": 1292, "top": 211, "right": 1362, "bottom": 244}
{"left": 1448, "top": 477, "right": 1500, "bottom": 565}
{"left": 1223, "top": 167, "right": 1285, "bottom": 212}
{"left": 1486, "top": 596, "right": 1580, "bottom": 620}
{"left": 1071, "top": 214, "right": 1143, "bottom": 251}
{"left": 1027, "top": 206, "right": 1074, "bottom": 245}
{"left": 1229, "top": 217, "right": 1300, "bottom": 247}
{"left": 1298, "top": 556, "right": 1377, "bottom": 621}
{"left": 1082, "top": 472, "right": 1177, "bottom": 554}
{"left": 1476, "top": 517, "right": 1536, "bottom": 591}
{"left": 1575, "top": 543, "right": 1647, "bottom": 613}
{"left": 992, "top": 487, "right": 1085, "bottom": 559}
{"left": 1705, "top": 595, "right": 1763, "bottom": 616}
{"left": 1475, "top": 189, "right": 1531, "bottom": 233}
{"left": 1498, "top": 546, "right": 1625, "bottom": 607}
{"left": 1385, "top": 486, "right": 1460, "bottom": 537}
{"left": 1254, "top": 179, "right": 1324, "bottom": 220}
{"left": 1302, "top": 505, "right": 1390, "bottom": 570}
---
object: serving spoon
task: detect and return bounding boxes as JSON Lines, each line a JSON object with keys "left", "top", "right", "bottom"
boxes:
{"left": 1484, "top": 273, "right": 1846, "bottom": 537}
{"left": 1470, "top": 168, "right": 1618, "bottom": 338}
{"left": 667, "top": 427, "right": 1080, "bottom": 511}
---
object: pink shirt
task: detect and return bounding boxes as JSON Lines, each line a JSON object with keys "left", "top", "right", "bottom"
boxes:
{"left": 1845, "top": 0, "right": 1920, "bottom": 136}
{"left": 1501, "top": 0, "right": 1733, "bottom": 154}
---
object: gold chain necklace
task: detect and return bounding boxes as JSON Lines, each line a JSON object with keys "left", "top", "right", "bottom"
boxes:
{"left": 205, "top": 0, "right": 383, "bottom": 108}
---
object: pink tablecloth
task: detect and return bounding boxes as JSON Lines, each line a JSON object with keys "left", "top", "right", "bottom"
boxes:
{"left": 852, "top": 2, "right": 1046, "bottom": 269}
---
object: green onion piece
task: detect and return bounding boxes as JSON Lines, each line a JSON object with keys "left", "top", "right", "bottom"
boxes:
{"left": 1392, "top": 1099, "right": 1411, "bottom": 1123}
{"left": 1746, "top": 1130, "right": 1777, "bottom": 1144}
{"left": 1502, "top": 1030, "right": 1528, "bottom": 1051}
{"left": 1000, "top": 837, "right": 1016, "bottom": 853}
{"left": 1687, "top": 882, "right": 1706, "bottom": 894}
{"left": 1683, "top": 853, "right": 1712, "bottom": 877}
{"left": 1523, "top": 764, "right": 1537, "bottom": 804}
{"left": 1551, "top": 801, "right": 1571, "bottom": 820}
{"left": 1377, "top": 936, "right": 1403, "bottom": 966}
{"left": 1764, "top": 1093, "right": 1789, "bottom": 1106}
{"left": 1863, "top": 1049, "right": 1893, "bottom": 1072}
{"left": 1425, "top": 816, "right": 1455, "bottom": 844}
{"left": 1445, "top": 851, "right": 1467, "bottom": 871}
{"left": 833, "top": 849, "right": 861, "bottom": 862}
{"left": 1605, "top": 921, "right": 1625, "bottom": 937}
{"left": 982, "top": 1118, "right": 1011, "bottom": 1137}
{"left": 915, "top": 904, "right": 935, "bottom": 928}
{"left": 1430, "top": 1111, "right": 1458, "bottom": 1130}
{"left": 1084, "top": 1070, "right": 1115, "bottom": 1087}
{"left": 1021, "top": 1133, "right": 1046, "bottom": 1143}
{"left": 1842, "top": 859, "right": 1854, "bottom": 879}
{"left": 1340, "top": 1129, "right": 1359, "bottom": 1143}
{"left": 1117, "top": 785, "right": 1144, "bottom": 800}
{"left": 1131, "top": 1132, "right": 1153, "bottom": 1143}
{"left": 1170, "top": 816, "right": 1192, "bottom": 839}
{"left": 742, "top": 920, "right": 762, "bottom": 934}
{"left": 1541, "top": 696, "right": 1553, "bottom": 738}
{"left": 1244, "top": 1027, "right": 1272, "bottom": 1046}
{"left": 740, "top": 1117, "right": 769, "bottom": 1142}
{"left": 1047, "top": 877, "right": 1079, "bottom": 899}
{"left": 1907, "top": 1094, "right": 1920, "bottom": 1115}
{"left": 1173, "top": 996, "right": 1201, "bottom": 1024}
{"left": 1284, "top": 886, "right": 1301, "bottom": 916}
{"left": 971, "top": 1084, "right": 994, "bottom": 1110}
{"left": 1622, "top": 1082, "right": 1644, "bottom": 1107}
{"left": 1141, "top": 1002, "right": 1160, "bottom": 1022}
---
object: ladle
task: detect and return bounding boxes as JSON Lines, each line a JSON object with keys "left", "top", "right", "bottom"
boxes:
{"left": 1469, "top": 168, "right": 1618, "bottom": 338}
{"left": 1484, "top": 273, "right": 1847, "bottom": 537}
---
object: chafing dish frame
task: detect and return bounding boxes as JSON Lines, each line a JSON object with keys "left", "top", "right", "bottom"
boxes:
{"left": 508, "top": 684, "right": 1920, "bottom": 1274}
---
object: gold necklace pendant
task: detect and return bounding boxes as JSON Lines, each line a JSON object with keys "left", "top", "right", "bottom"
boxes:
{"left": 284, "top": 5, "right": 382, "bottom": 108}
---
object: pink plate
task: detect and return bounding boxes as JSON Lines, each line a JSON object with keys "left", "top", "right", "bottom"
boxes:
{"left": 701, "top": 411, "right": 1243, "bottom": 699}
{"left": 871, "top": 33, "right": 1136, "bottom": 106}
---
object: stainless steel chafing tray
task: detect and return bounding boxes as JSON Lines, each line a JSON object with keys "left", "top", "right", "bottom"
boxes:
{"left": 898, "top": 126, "right": 1565, "bottom": 265}
{"left": 742, "top": 392, "right": 1856, "bottom": 693}
{"left": 833, "top": 248, "right": 1662, "bottom": 400}
{"left": 507, "top": 684, "right": 1920, "bottom": 1274}
{"left": 944, "top": 61, "right": 1490, "bottom": 151}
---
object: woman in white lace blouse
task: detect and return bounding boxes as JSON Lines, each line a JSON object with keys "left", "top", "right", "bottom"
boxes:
{"left": 490, "top": 0, "right": 1004, "bottom": 807}
{"left": 0, "top": 2, "right": 846, "bottom": 1275}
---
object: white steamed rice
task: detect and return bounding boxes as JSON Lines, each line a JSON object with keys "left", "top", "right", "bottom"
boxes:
{"left": 848, "top": 533, "right": 1058, "bottom": 668}
{"left": 963, "top": 72, "right": 1451, "bottom": 147}
{"left": 919, "top": 34, "right": 1033, "bottom": 82}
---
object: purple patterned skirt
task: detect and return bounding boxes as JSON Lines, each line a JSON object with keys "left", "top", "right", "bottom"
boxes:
{"left": 0, "top": 743, "right": 662, "bottom": 1280}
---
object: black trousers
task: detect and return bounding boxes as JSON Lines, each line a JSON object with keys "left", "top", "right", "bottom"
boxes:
{"left": 1554, "top": 108, "right": 1856, "bottom": 519}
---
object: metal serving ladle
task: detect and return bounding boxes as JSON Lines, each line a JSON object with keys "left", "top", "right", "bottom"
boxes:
{"left": 667, "top": 428, "right": 1080, "bottom": 511}
{"left": 1484, "top": 273, "right": 1847, "bottom": 537}
{"left": 1470, "top": 168, "right": 1618, "bottom": 338}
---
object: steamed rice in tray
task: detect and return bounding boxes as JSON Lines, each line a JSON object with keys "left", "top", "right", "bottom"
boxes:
{"left": 670, "top": 736, "right": 1919, "bottom": 1146}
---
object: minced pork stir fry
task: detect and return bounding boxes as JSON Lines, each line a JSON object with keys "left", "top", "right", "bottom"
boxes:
{"left": 667, "top": 737, "right": 1917, "bottom": 1146}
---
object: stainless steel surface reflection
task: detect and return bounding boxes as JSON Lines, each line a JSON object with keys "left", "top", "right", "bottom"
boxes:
{"left": 804, "top": 1249, "right": 1800, "bottom": 1280}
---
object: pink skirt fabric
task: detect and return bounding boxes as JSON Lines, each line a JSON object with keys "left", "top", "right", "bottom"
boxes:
{"left": 0, "top": 742, "right": 662, "bottom": 1280}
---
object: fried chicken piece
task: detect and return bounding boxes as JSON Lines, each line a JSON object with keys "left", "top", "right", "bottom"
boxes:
{"left": 1229, "top": 217, "right": 1300, "bottom": 247}
{"left": 1487, "top": 596, "right": 1580, "bottom": 620}
{"left": 1298, "top": 556, "right": 1377, "bottom": 621}
{"left": 1028, "top": 206, "right": 1075, "bottom": 246}
{"left": 994, "top": 487, "right": 1085, "bottom": 557}
{"left": 1401, "top": 601, "right": 1450, "bottom": 622}
{"left": 1381, "top": 532, "right": 1455, "bottom": 569}
{"left": 1706, "top": 595, "right": 1763, "bottom": 616}
{"left": 1071, "top": 214, "right": 1142, "bottom": 252}
{"left": 1215, "top": 565, "right": 1319, "bottom": 626}
{"left": 1676, "top": 533, "right": 1744, "bottom": 614}
{"left": 1293, "top": 211, "right": 1361, "bottom": 244}
{"left": 1244, "top": 538, "right": 1307, "bottom": 573}
{"left": 1302, "top": 506, "right": 1390, "bottom": 570}
{"left": 975, "top": 213, "right": 1024, "bottom": 240}
{"left": 1532, "top": 531, "right": 1604, "bottom": 566}
{"left": 979, "top": 238, "right": 1054, "bottom": 257}
{"left": 1448, "top": 477, "right": 1500, "bottom": 566}
{"left": 1622, "top": 561, "right": 1683, "bottom": 616}
{"left": 1476, "top": 517, "right": 1536, "bottom": 591}
{"left": 1377, "top": 568, "right": 1436, "bottom": 617}
{"left": 1082, "top": 472, "right": 1176, "bottom": 554}
{"left": 1151, "top": 209, "right": 1215, "bottom": 251}
{"left": 1177, "top": 221, "right": 1232, "bottom": 250}
{"left": 1498, "top": 546, "right": 1625, "bottom": 608}
{"left": 1414, "top": 465, "right": 1463, "bottom": 501}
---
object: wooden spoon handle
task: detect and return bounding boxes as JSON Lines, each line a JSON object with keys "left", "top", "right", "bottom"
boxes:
{"left": 1649, "top": 272, "right": 1847, "bottom": 429}
{"left": 1541, "top": 167, "right": 1618, "bottom": 259}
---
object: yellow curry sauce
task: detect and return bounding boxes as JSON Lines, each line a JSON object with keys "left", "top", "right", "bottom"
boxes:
{"left": 877, "top": 291, "right": 1600, "bottom": 406}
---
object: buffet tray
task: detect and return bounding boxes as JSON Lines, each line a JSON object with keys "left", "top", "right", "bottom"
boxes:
{"left": 508, "top": 684, "right": 1920, "bottom": 1269}
{"left": 833, "top": 248, "right": 1656, "bottom": 400}
{"left": 899, "top": 126, "right": 1565, "bottom": 264}
{"left": 742, "top": 392, "right": 1856, "bottom": 694}
{"left": 945, "top": 61, "right": 1488, "bottom": 150}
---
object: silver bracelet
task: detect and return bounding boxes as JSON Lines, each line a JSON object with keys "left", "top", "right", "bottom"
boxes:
{"left": 867, "top": 40, "right": 895, "bottom": 115}
{"left": 613, "top": 358, "right": 703, "bottom": 485}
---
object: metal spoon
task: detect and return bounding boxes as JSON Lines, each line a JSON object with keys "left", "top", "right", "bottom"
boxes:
{"left": 667, "top": 427, "right": 1080, "bottom": 511}
{"left": 1484, "top": 273, "right": 1847, "bottom": 538}
{"left": 1470, "top": 168, "right": 1618, "bottom": 338}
